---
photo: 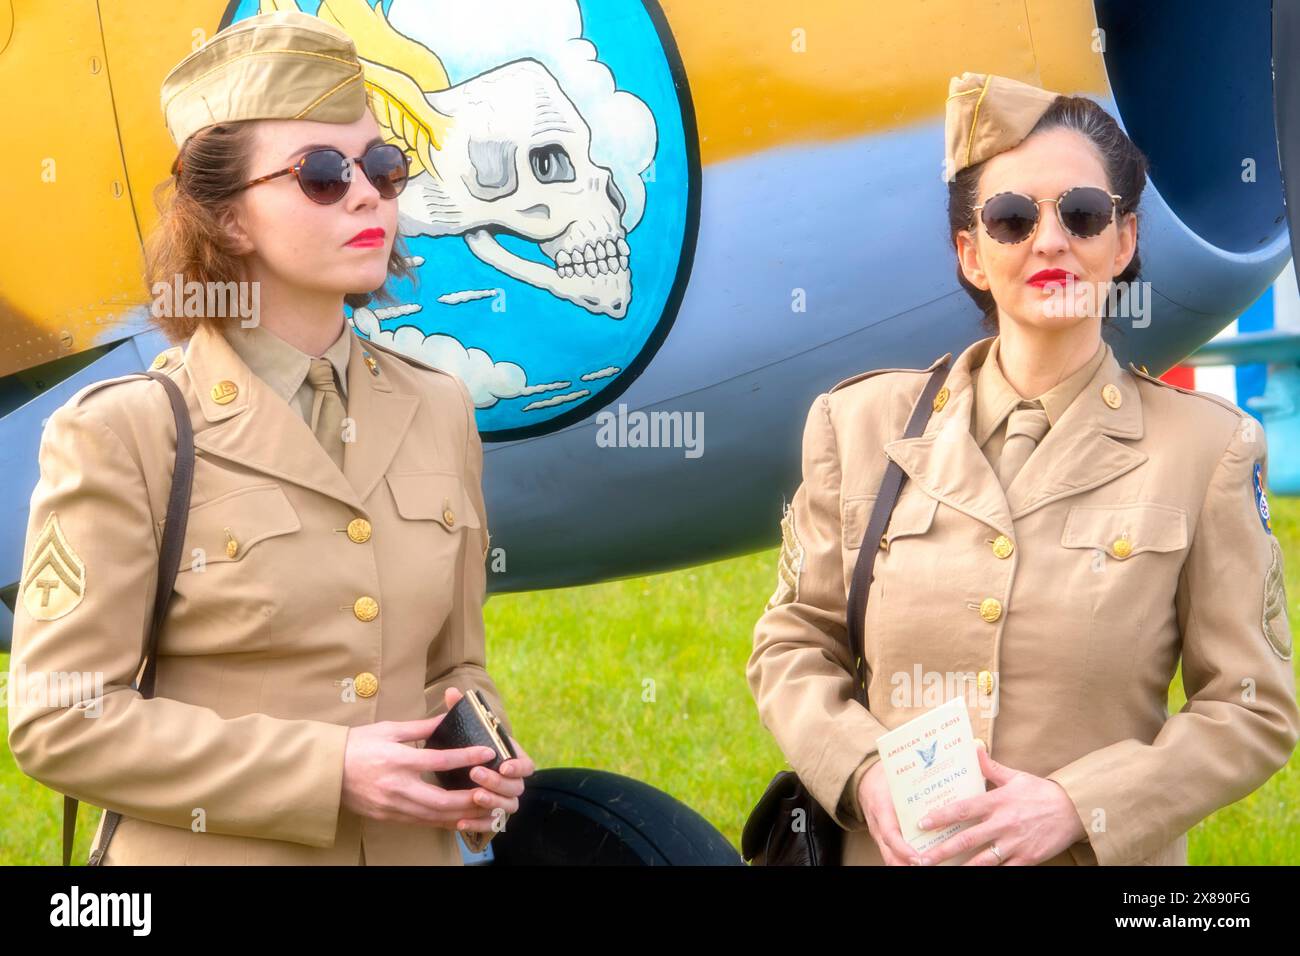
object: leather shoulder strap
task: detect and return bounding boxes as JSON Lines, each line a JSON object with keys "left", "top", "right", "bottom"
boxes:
{"left": 843, "top": 357, "right": 950, "bottom": 706}
{"left": 138, "top": 370, "right": 195, "bottom": 698}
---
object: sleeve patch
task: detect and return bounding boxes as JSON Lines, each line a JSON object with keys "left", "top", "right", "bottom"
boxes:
{"left": 20, "top": 512, "right": 86, "bottom": 621}
{"left": 1263, "top": 536, "right": 1292, "bottom": 661}
{"left": 765, "top": 502, "right": 805, "bottom": 612}
{"left": 1254, "top": 462, "right": 1273, "bottom": 534}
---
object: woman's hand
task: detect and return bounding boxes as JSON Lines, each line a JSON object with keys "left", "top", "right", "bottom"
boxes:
{"left": 858, "top": 759, "right": 924, "bottom": 865}
{"left": 442, "top": 687, "right": 537, "bottom": 836}
{"left": 339, "top": 687, "right": 523, "bottom": 833}
{"left": 913, "top": 744, "right": 1087, "bottom": 865}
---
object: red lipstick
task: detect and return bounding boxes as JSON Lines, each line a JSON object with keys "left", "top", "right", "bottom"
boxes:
{"left": 346, "top": 228, "right": 386, "bottom": 248}
{"left": 1027, "top": 268, "right": 1075, "bottom": 287}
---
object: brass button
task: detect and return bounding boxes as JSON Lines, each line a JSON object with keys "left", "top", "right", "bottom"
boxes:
{"left": 991, "top": 535, "right": 1013, "bottom": 559}
{"left": 347, "top": 518, "right": 372, "bottom": 543}
{"left": 151, "top": 352, "right": 167, "bottom": 370}
{"left": 1101, "top": 383, "right": 1122, "bottom": 409}
{"left": 879, "top": 534, "right": 889, "bottom": 551}
{"left": 211, "top": 380, "right": 239, "bottom": 405}
{"left": 978, "top": 670, "right": 995, "bottom": 695}
{"left": 978, "top": 598, "right": 1002, "bottom": 623}
{"left": 932, "top": 386, "right": 950, "bottom": 412}
{"left": 1112, "top": 537, "right": 1132, "bottom": 559}
{"left": 353, "top": 596, "right": 379, "bottom": 622}
{"left": 354, "top": 672, "right": 378, "bottom": 698}
{"left": 443, "top": 508, "right": 456, "bottom": 527}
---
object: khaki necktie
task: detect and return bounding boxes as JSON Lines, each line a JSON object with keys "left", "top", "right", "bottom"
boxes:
{"left": 307, "top": 356, "right": 346, "bottom": 470}
{"left": 997, "top": 401, "right": 1050, "bottom": 489}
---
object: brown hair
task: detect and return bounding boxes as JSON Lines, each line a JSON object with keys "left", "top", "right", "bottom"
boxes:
{"left": 946, "top": 95, "right": 1149, "bottom": 337}
{"left": 143, "top": 121, "right": 417, "bottom": 344}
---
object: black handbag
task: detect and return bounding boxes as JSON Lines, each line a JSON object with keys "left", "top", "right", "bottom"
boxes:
{"left": 425, "top": 687, "right": 517, "bottom": 853}
{"left": 741, "top": 358, "right": 950, "bottom": 865}
{"left": 61, "top": 369, "right": 195, "bottom": 866}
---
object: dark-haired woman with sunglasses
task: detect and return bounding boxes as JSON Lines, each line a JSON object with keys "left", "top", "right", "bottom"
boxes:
{"left": 7, "top": 10, "right": 533, "bottom": 866}
{"left": 748, "top": 72, "right": 1297, "bottom": 866}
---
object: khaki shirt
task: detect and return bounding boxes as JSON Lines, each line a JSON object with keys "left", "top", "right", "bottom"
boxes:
{"left": 221, "top": 320, "right": 352, "bottom": 425}
{"left": 973, "top": 337, "right": 1106, "bottom": 471}
{"left": 750, "top": 334, "right": 1298, "bottom": 865}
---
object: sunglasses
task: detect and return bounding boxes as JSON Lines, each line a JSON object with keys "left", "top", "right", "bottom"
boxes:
{"left": 237, "top": 143, "right": 411, "bottom": 205}
{"left": 972, "top": 186, "right": 1124, "bottom": 244}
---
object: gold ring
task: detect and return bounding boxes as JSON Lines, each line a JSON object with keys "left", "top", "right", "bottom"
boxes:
{"left": 990, "top": 843, "right": 1004, "bottom": 864}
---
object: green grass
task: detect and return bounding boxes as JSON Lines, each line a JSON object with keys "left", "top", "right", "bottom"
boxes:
{"left": 4, "top": 499, "right": 1299, "bottom": 865}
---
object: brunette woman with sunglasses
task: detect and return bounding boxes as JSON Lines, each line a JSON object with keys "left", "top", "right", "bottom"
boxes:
{"left": 7, "top": 10, "right": 533, "bottom": 866}
{"left": 747, "top": 72, "right": 1297, "bottom": 866}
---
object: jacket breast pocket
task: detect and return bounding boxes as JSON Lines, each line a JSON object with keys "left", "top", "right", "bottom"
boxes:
{"left": 1058, "top": 502, "right": 1189, "bottom": 668}
{"left": 162, "top": 483, "right": 302, "bottom": 655}
{"left": 168, "top": 483, "right": 302, "bottom": 573}
{"left": 385, "top": 471, "right": 481, "bottom": 533}
{"left": 384, "top": 471, "right": 483, "bottom": 631}
{"left": 1061, "top": 502, "right": 1188, "bottom": 561}
{"left": 842, "top": 490, "right": 939, "bottom": 552}
{"left": 841, "top": 489, "right": 941, "bottom": 682}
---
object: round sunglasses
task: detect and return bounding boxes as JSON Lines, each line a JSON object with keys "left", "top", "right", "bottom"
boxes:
{"left": 972, "top": 186, "right": 1124, "bottom": 244}
{"left": 236, "top": 143, "right": 411, "bottom": 205}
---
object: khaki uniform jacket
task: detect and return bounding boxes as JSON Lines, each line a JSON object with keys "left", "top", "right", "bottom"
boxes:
{"left": 748, "top": 335, "right": 1298, "bottom": 865}
{"left": 6, "top": 320, "right": 513, "bottom": 865}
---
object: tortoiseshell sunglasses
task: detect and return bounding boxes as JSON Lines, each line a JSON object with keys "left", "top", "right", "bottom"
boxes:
{"left": 973, "top": 186, "right": 1124, "bottom": 244}
{"left": 237, "top": 143, "right": 411, "bottom": 205}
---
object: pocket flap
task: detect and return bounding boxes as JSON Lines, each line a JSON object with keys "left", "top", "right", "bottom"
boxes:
{"left": 164, "top": 483, "right": 301, "bottom": 567}
{"left": 385, "top": 471, "right": 481, "bottom": 530}
{"left": 843, "top": 491, "right": 937, "bottom": 550}
{"left": 1061, "top": 502, "right": 1188, "bottom": 558}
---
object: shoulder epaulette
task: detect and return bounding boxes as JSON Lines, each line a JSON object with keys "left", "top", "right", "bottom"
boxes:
{"left": 1126, "top": 361, "right": 1246, "bottom": 418}
{"left": 72, "top": 372, "right": 154, "bottom": 408}
{"left": 72, "top": 346, "right": 184, "bottom": 408}
{"left": 829, "top": 351, "right": 952, "bottom": 394}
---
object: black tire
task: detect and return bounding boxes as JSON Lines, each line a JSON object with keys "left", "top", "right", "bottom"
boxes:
{"left": 490, "top": 767, "right": 742, "bottom": 865}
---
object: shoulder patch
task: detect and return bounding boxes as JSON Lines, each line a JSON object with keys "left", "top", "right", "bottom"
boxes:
{"left": 1126, "top": 362, "right": 1247, "bottom": 419}
{"left": 1253, "top": 461, "right": 1273, "bottom": 534}
{"left": 829, "top": 352, "right": 952, "bottom": 394}
{"left": 21, "top": 512, "right": 86, "bottom": 621}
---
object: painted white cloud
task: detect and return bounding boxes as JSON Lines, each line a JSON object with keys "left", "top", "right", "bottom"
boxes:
{"left": 353, "top": 305, "right": 545, "bottom": 408}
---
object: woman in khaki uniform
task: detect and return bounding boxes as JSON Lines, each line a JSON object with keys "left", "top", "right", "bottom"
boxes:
{"left": 6, "top": 10, "right": 533, "bottom": 865}
{"left": 748, "top": 72, "right": 1299, "bottom": 866}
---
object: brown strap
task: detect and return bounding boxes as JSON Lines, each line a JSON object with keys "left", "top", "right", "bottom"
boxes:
{"left": 63, "top": 370, "right": 194, "bottom": 865}
{"left": 138, "top": 370, "right": 195, "bottom": 697}
{"left": 844, "top": 359, "right": 950, "bottom": 706}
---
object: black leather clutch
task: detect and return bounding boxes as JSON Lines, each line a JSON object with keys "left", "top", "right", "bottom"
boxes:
{"left": 426, "top": 688, "right": 517, "bottom": 791}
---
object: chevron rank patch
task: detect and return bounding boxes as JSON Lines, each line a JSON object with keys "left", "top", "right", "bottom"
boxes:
{"left": 765, "top": 501, "right": 805, "bottom": 612}
{"left": 1263, "top": 536, "right": 1292, "bottom": 660}
{"left": 21, "top": 512, "right": 86, "bottom": 621}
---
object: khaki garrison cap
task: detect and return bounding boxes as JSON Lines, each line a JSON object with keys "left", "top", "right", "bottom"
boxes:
{"left": 160, "top": 9, "right": 368, "bottom": 151}
{"left": 943, "top": 72, "right": 1062, "bottom": 182}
